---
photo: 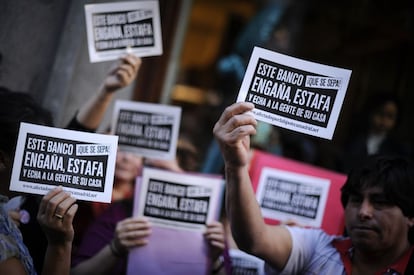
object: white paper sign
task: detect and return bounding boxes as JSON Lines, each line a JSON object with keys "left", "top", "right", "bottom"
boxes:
{"left": 256, "top": 167, "right": 330, "bottom": 228}
{"left": 229, "top": 249, "right": 265, "bottom": 275}
{"left": 10, "top": 123, "right": 118, "bottom": 203}
{"left": 111, "top": 100, "right": 181, "bottom": 160}
{"left": 137, "top": 167, "right": 224, "bottom": 231}
{"left": 84, "top": 0, "right": 163, "bottom": 63}
{"left": 237, "top": 46, "right": 352, "bottom": 139}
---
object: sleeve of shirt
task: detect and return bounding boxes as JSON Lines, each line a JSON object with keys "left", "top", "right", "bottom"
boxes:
{"left": 0, "top": 233, "right": 20, "bottom": 261}
{"left": 0, "top": 208, "right": 36, "bottom": 274}
{"left": 65, "top": 113, "right": 96, "bottom": 132}
{"left": 0, "top": 205, "right": 23, "bottom": 262}
{"left": 71, "top": 202, "right": 128, "bottom": 267}
{"left": 265, "top": 226, "right": 335, "bottom": 275}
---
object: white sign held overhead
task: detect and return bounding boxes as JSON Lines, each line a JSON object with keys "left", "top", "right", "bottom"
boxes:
{"left": 84, "top": 0, "right": 163, "bottom": 63}
{"left": 237, "top": 46, "right": 352, "bottom": 140}
{"left": 10, "top": 123, "right": 118, "bottom": 203}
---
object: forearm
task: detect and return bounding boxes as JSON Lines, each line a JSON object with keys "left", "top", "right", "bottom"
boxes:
{"left": 70, "top": 244, "right": 120, "bottom": 275}
{"left": 75, "top": 86, "right": 114, "bottom": 130}
{"left": 225, "top": 164, "right": 267, "bottom": 255}
{"left": 42, "top": 243, "right": 72, "bottom": 275}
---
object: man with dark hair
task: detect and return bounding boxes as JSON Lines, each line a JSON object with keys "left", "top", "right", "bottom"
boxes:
{"left": 213, "top": 101, "right": 414, "bottom": 274}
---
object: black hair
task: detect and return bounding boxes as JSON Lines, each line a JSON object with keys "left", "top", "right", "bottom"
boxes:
{"left": 176, "top": 136, "right": 200, "bottom": 172}
{"left": 341, "top": 155, "right": 414, "bottom": 242}
{"left": 366, "top": 91, "right": 402, "bottom": 127}
{"left": 0, "top": 87, "right": 53, "bottom": 157}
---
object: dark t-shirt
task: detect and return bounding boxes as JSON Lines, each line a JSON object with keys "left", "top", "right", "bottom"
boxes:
{"left": 72, "top": 200, "right": 133, "bottom": 275}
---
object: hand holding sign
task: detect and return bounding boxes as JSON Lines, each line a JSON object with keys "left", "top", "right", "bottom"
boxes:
{"left": 36, "top": 186, "right": 78, "bottom": 274}
{"left": 113, "top": 216, "right": 152, "bottom": 255}
{"left": 103, "top": 54, "right": 142, "bottom": 93}
{"left": 213, "top": 102, "right": 257, "bottom": 168}
{"left": 37, "top": 186, "right": 78, "bottom": 245}
{"left": 127, "top": 168, "right": 225, "bottom": 275}
{"left": 204, "top": 221, "right": 226, "bottom": 263}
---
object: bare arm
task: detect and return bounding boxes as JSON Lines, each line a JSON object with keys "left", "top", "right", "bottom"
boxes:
{"left": 71, "top": 217, "right": 151, "bottom": 275}
{"left": 0, "top": 257, "right": 27, "bottom": 275}
{"left": 213, "top": 102, "right": 292, "bottom": 270}
{"left": 76, "top": 54, "right": 141, "bottom": 130}
{"left": 37, "top": 187, "right": 78, "bottom": 275}
{"left": 70, "top": 244, "right": 120, "bottom": 275}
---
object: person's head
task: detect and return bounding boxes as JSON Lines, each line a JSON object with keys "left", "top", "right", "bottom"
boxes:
{"left": 114, "top": 151, "right": 143, "bottom": 183}
{"left": 0, "top": 87, "right": 53, "bottom": 195}
{"left": 366, "top": 92, "right": 401, "bottom": 135}
{"left": 341, "top": 155, "right": 414, "bottom": 252}
{"left": 176, "top": 137, "right": 199, "bottom": 172}
{"left": 143, "top": 136, "right": 200, "bottom": 173}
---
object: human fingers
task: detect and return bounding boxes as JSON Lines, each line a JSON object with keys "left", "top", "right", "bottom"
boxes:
{"left": 213, "top": 103, "right": 256, "bottom": 167}
{"left": 204, "top": 222, "right": 225, "bottom": 246}
{"left": 118, "top": 227, "right": 151, "bottom": 248}
{"left": 103, "top": 56, "right": 139, "bottom": 91}
{"left": 205, "top": 222, "right": 226, "bottom": 261}
{"left": 115, "top": 55, "right": 141, "bottom": 83}
{"left": 215, "top": 102, "right": 255, "bottom": 127}
{"left": 116, "top": 64, "right": 136, "bottom": 81}
{"left": 37, "top": 188, "right": 77, "bottom": 244}
{"left": 47, "top": 191, "right": 76, "bottom": 220}
{"left": 208, "top": 239, "right": 225, "bottom": 252}
{"left": 116, "top": 217, "right": 152, "bottom": 234}
{"left": 205, "top": 221, "right": 224, "bottom": 232}
{"left": 115, "top": 217, "right": 152, "bottom": 249}
{"left": 8, "top": 210, "right": 21, "bottom": 227}
{"left": 213, "top": 103, "right": 257, "bottom": 142}
{"left": 121, "top": 236, "right": 150, "bottom": 248}
{"left": 58, "top": 196, "right": 78, "bottom": 226}
{"left": 121, "top": 54, "right": 142, "bottom": 70}
{"left": 38, "top": 189, "right": 76, "bottom": 229}
{"left": 38, "top": 186, "right": 63, "bottom": 215}
{"left": 50, "top": 202, "right": 78, "bottom": 244}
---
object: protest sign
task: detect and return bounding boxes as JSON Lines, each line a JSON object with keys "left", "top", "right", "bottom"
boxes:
{"left": 10, "top": 123, "right": 118, "bottom": 203}
{"left": 111, "top": 100, "right": 181, "bottom": 160}
{"left": 237, "top": 46, "right": 352, "bottom": 140}
{"left": 228, "top": 249, "right": 265, "bottom": 275}
{"left": 84, "top": 0, "right": 162, "bottom": 62}
{"left": 127, "top": 168, "right": 224, "bottom": 275}
{"left": 249, "top": 149, "right": 347, "bottom": 235}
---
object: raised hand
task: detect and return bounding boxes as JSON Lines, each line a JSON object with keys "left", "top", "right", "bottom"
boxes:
{"left": 103, "top": 54, "right": 141, "bottom": 93}
{"left": 111, "top": 216, "right": 152, "bottom": 256}
{"left": 213, "top": 102, "right": 257, "bottom": 168}
{"left": 36, "top": 186, "right": 78, "bottom": 245}
{"left": 204, "top": 221, "right": 226, "bottom": 262}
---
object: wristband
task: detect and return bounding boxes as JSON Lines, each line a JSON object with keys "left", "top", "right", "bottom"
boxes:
{"left": 19, "top": 209, "right": 30, "bottom": 224}
{"left": 109, "top": 239, "right": 126, "bottom": 258}
{"left": 212, "top": 256, "right": 224, "bottom": 274}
